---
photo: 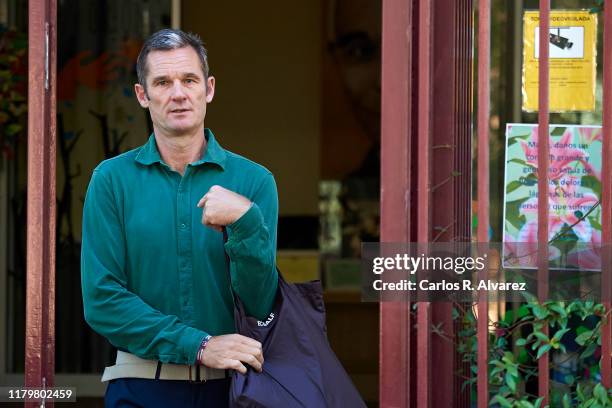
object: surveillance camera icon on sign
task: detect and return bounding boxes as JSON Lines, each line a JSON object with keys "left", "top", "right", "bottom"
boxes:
{"left": 549, "top": 28, "right": 573, "bottom": 50}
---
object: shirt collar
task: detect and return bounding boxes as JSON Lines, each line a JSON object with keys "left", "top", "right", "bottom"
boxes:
{"left": 135, "top": 128, "right": 227, "bottom": 170}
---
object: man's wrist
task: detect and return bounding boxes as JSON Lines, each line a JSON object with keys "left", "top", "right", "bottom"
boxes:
{"left": 196, "top": 334, "right": 212, "bottom": 365}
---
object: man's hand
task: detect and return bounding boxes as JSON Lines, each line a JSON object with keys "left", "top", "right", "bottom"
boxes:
{"left": 200, "top": 334, "right": 264, "bottom": 374}
{"left": 197, "top": 185, "right": 252, "bottom": 231}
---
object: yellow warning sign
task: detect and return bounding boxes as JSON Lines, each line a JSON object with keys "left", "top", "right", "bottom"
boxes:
{"left": 522, "top": 10, "right": 597, "bottom": 112}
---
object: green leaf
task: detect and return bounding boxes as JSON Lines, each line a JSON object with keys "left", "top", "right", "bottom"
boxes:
{"left": 519, "top": 173, "right": 538, "bottom": 187}
{"left": 518, "top": 349, "right": 530, "bottom": 364}
{"left": 549, "top": 303, "right": 567, "bottom": 317}
{"left": 490, "top": 366, "right": 504, "bottom": 377}
{"left": 461, "top": 377, "right": 476, "bottom": 392}
{"left": 594, "top": 303, "right": 606, "bottom": 316}
{"left": 550, "top": 338, "right": 560, "bottom": 349}
{"left": 507, "top": 365, "right": 518, "bottom": 377}
{"left": 593, "top": 384, "right": 608, "bottom": 403}
{"left": 506, "top": 180, "right": 524, "bottom": 194}
{"left": 558, "top": 317, "right": 569, "bottom": 330}
{"left": 517, "top": 304, "right": 530, "bottom": 319}
{"left": 505, "top": 372, "right": 517, "bottom": 393}
{"left": 6, "top": 123, "right": 21, "bottom": 136}
{"left": 532, "top": 304, "right": 549, "bottom": 320}
{"left": 590, "top": 215, "right": 602, "bottom": 231}
{"left": 504, "top": 196, "right": 529, "bottom": 230}
{"left": 508, "top": 133, "right": 531, "bottom": 146}
{"left": 576, "top": 325, "right": 590, "bottom": 336}
{"left": 491, "top": 395, "right": 513, "bottom": 408}
{"left": 536, "top": 344, "right": 551, "bottom": 359}
{"left": 508, "top": 158, "right": 535, "bottom": 167}
{"left": 491, "top": 361, "right": 505, "bottom": 369}
{"left": 581, "top": 175, "right": 602, "bottom": 198}
{"left": 506, "top": 214, "right": 527, "bottom": 233}
{"left": 577, "top": 383, "right": 586, "bottom": 401}
{"left": 551, "top": 127, "right": 567, "bottom": 136}
{"left": 576, "top": 330, "right": 594, "bottom": 346}
{"left": 581, "top": 343, "right": 597, "bottom": 359}
{"left": 534, "top": 396, "right": 545, "bottom": 408}
{"left": 562, "top": 393, "right": 572, "bottom": 408}
{"left": 516, "top": 338, "right": 528, "bottom": 346}
{"left": 534, "top": 331, "right": 549, "bottom": 343}
{"left": 502, "top": 352, "right": 516, "bottom": 364}
{"left": 552, "top": 328, "right": 570, "bottom": 342}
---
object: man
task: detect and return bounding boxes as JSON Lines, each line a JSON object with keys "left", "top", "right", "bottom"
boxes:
{"left": 81, "top": 29, "right": 278, "bottom": 407}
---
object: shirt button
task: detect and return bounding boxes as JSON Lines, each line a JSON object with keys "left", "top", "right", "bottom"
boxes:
{"left": 180, "top": 223, "right": 186, "bottom": 229}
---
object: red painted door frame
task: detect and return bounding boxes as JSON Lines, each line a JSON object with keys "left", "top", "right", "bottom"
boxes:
{"left": 25, "top": 0, "right": 57, "bottom": 407}
{"left": 379, "top": 0, "right": 413, "bottom": 406}
{"left": 380, "top": 1, "right": 473, "bottom": 406}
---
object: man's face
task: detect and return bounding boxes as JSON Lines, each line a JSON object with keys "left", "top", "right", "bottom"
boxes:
{"left": 134, "top": 46, "right": 215, "bottom": 137}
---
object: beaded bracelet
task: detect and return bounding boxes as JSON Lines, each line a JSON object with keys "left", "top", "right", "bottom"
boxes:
{"left": 196, "top": 334, "right": 212, "bottom": 365}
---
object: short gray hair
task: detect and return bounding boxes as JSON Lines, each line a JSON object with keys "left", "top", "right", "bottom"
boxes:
{"left": 136, "top": 29, "right": 210, "bottom": 92}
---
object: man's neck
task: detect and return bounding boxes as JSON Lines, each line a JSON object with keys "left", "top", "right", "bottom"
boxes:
{"left": 154, "top": 126, "right": 207, "bottom": 175}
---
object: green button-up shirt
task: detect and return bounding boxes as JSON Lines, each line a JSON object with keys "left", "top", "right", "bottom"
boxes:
{"left": 81, "top": 129, "right": 278, "bottom": 365}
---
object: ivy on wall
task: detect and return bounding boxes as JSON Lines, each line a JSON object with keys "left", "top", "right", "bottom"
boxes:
{"left": 452, "top": 297, "right": 612, "bottom": 407}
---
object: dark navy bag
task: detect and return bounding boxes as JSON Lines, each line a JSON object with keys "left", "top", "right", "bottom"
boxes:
{"left": 228, "top": 270, "right": 366, "bottom": 408}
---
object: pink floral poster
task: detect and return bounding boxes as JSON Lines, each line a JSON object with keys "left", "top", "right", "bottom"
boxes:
{"left": 503, "top": 124, "right": 602, "bottom": 270}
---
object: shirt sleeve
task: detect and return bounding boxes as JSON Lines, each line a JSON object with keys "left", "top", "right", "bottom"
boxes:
{"left": 224, "top": 172, "right": 279, "bottom": 320}
{"left": 81, "top": 169, "right": 208, "bottom": 364}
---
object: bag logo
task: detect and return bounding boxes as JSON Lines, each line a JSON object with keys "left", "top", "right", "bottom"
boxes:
{"left": 257, "top": 313, "right": 275, "bottom": 327}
